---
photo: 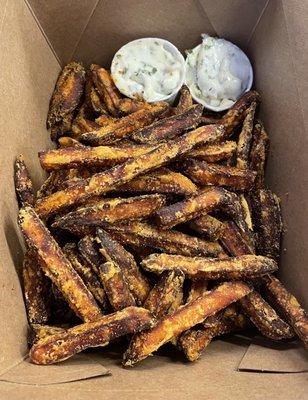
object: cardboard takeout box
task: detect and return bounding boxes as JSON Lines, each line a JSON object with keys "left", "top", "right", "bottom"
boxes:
{"left": 0, "top": 0, "right": 307, "bottom": 398}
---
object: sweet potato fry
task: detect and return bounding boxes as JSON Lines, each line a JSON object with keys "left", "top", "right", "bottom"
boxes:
{"left": 117, "top": 98, "right": 147, "bottom": 115}
{"left": 200, "top": 116, "right": 222, "bottom": 125}
{"left": 220, "top": 91, "right": 261, "bottom": 137}
{"left": 236, "top": 102, "right": 257, "bottom": 169}
{"left": 104, "top": 221, "right": 225, "bottom": 258}
{"left": 23, "top": 251, "right": 51, "bottom": 324}
{"left": 186, "top": 279, "right": 208, "bottom": 303}
{"left": 53, "top": 194, "right": 166, "bottom": 231}
{"left": 132, "top": 104, "right": 203, "bottom": 144}
{"left": 141, "top": 253, "right": 277, "bottom": 280}
{"left": 239, "top": 290, "right": 294, "bottom": 340}
{"left": 18, "top": 207, "right": 102, "bottom": 322}
{"left": 188, "top": 214, "right": 225, "bottom": 241}
{"left": 58, "top": 136, "right": 85, "bottom": 148}
{"left": 249, "top": 121, "right": 269, "bottom": 188}
{"left": 142, "top": 270, "right": 185, "bottom": 320}
{"left": 182, "top": 159, "right": 256, "bottom": 191}
{"left": 116, "top": 168, "right": 197, "bottom": 195}
{"left": 239, "top": 194, "right": 253, "bottom": 230}
{"left": 85, "top": 72, "right": 108, "bottom": 115}
{"left": 96, "top": 228, "right": 150, "bottom": 304}
{"left": 91, "top": 65, "right": 122, "bottom": 116}
{"left": 35, "top": 124, "right": 224, "bottom": 217}
{"left": 261, "top": 275, "right": 308, "bottom": 348}
{"left": 219, "top": 221, "right": 253, "bottom": 256}
{"left": 14, "top": 154, "right": 35, "bottom": 207}
{"left": 81, "top": 104, "right": 169, "bottom": 145}
{"left": 78, "top": 236, "right": 103, "bottom": 275}
{"left": 173, "top": 85, "right": 193, "bottom": 115}
{"left": 39, "top": 143, "right": 158, "bottom": 171}
{"left": 28, "top": 324, "right": 66, "bottom": 347}
{"left": 30, "top": 306, "right": 155, "bottom": 364}
{"left": 47, "top": 62, "right": 85, "bottom": 129}
{"left": 50, "top": 112, "right": 74, "bottom": 141}
{"left": 188, "top": 141, "right": 237, "bottom": 162}
{"left": 62, "top": 243, "right": 107, "bottom": 309}
{"left": 123, "top": 281, "right": 252, "bottom": 366}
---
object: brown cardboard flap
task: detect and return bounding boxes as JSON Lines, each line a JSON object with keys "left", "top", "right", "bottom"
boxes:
{"left": 0, "top": 355, "right": 110, "bottom": 385}
{"left": 238, "top": 338, "right": 308, "bottom": 373}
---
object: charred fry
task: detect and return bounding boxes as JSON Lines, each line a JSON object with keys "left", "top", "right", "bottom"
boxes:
{"left": 141, "top": 253, "right": 277, "bottom": 280}
{"left": 18, "top": 207, "right": 102, "bottom": 322}
{"left": 104, "top": 221, "right": 225, "bottom": 258}
{"left": 132, "top": 104, "right": 203, "bottom": 144}
{"left": 78, "top": 236, "right": 102, "bottom": 275}
{"left": 261, "top": 275, "right": 308, "bottom": 348}
{"left": 249, "top": 121, "right": 269, "bottom": 188}
{"left": 236, "top": 102, "right": 257, "bottom": 169}
{"left": 50, "top": 112, "right": 74, "bottom": 141}
{"left": 173, "top": 85, "right": 193, "bottom": 115}
{"left": 14, "top": 154, "right": 35, "bottom": 207}
{"left": 123, "top": 281, "right": 252, "bottom": 366}
{"left": 188, "top": 141, "right": 237, "bottom": 162}
{"left": 35, "top": 124, "right": 224, "bottom": 217}
{"left": 182, "top": 159, "right": 256, "bottom": 191}
{"left": 30, "top": 306, "right": 155, "bottom": 364}
{"left": 96, "top": 228, "right": 150, "bottom": 304}
{"left": 47, "top": 62, "right": 85, "bottom": 129}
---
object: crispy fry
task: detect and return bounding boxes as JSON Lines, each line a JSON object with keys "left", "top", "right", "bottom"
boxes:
{"left": 81, "top": 104, "right": 169, "bottom": 145}
{"left": 173, "top": 85, "right": 193, "bottom": 115}
{"left": 50, "top": 112, "right": 74, "bottom": 141}
{"left": 188, "top": 141, "right": 237, "bottom": 162}
{"left": 39, "top": 143, "right": 158, "bottom": 171}
{"left": 78, "top": 236, "right": 102, "bottom": 275}
{"left": 220, "top": 91, "right": 261, "bottom": 137}
{"left": 219, "top": 221, "right": 253, "bottom": 256}
{"left": 142, "top": 271, "right": 185, "bottom": 332}
{"left": 239, "top": 290, "right": 294, "bottom": 340}
{"left": 28, "top": 324, "right": 66, "bottom": 347}
{"left": 132, "top": 104, "right": 203, "bottom": 144}
{"left": 141, "top": 253, "right": 277, "bottom": 280}
{"left": 200, "top": 116, "right": 221, "bottom": 125}
{"left": 18, "top": 207, "right": 102, "bottom": 322}
{"left": 182, "top": 159, "right": 256, "bottom": 191}
{"left": 186, "top": 279, "right": 208, "bottom": 303}
{"left": 23, "top": 251, "right": 51, "bottom": 324}
{"left": 58, "top": 136, "right": 85, "bottom": 148}
{"left": 116, "top": 168, "right": 197, "bottom": 195}
{"left": 91, "top": 65, "right": 122, "bottom": 116}
{"left": 239, "top": 194, "right": 253, "bottom": 230}
{"left": 85, "top": 72, "right": 108, "bottom": 115}
{"left": 62, "top": 243, "right": 107, "bottom": 309}
{"left": 96, "top": 228, "right": 150, "bottom": 304}
{"left": 30, "top": 306, "right": 155, "bottom": 364}
{"left": 14, "top": 154, "right": 35, "bottom": 207}
{"left": 249, "top": 121, "right": 269, "bottom": 188}
{"left": 35, "top": 124, "right": 224, "bottom": 217}
{"left": 104, "top": 221, "right": 225, "bottom": 258}
{"left": 123, "top": 281, "right": 252, "bottom": 366}
{"left": 188, "top": 214, "right": 225, "bottom": 241}
{"left": 261, "top": 275, "right": 308, "bottom": 348}
{"left": 53, "top": 194, "right": 166, "bottom": 231}
{"left": 47, "top": 62, "right": 85, "bottom": 129}
{"left": 117, "top": 98, "right": 147, "bottom": 115}
{"left": 98, "top": 261, "right": 136, "bottom": 310}
{"left": 236, "top": 102, "right": 257, "bottom": 169}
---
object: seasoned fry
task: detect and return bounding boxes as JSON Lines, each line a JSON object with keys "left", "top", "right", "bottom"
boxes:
{"left": 123, "top": 281, "right": 252, "bottom": 366}
{"left": 14, "top": 154, "right": 35, "bottom": 207}
{"left": 200, "top": 116, "right": 221, "bottom": 125}
{"left": 219, "top": 221, "right": 253, "bottom": 256}
{"left": 96, "top": 228, "right": 150, "bottom": 304}
{"left": 182, "top": 159, "right": 256, "bottom": 191}
{"left": 47, "top": 62, "right": 85, "bottom": 129}
{"left": 18, "top": 207, "right": 102, "bottom": 322}
{"left": 188, "top": 141, "right": 237, "bottom": 162}
{"left": 23, "top": 251, "right": 50, "bottom": 325}
{"left": 30, "top": 306, "right": 155, "bottom": 365}
{"left": 220, "top": 90, "right": 261, "bottom": 137}
{"left": 39, "top": 143, "right": 158, "bottom": 171}
{"left": 188, "top": 214, "right": 225, "bottom": 241}
{"left": 117, "top": 98, "right": 146, "bottom": 115}
{"left": 140, "top": 271, "right": 185, "bottom": 340}
{"left": 53, "top": 194, "right": 166, "bottom": 231}
{"left": 239, "top": 290, "right": 294, "bottom": 340}
{"left": 249, "top": 121, "right": 269, "bottom": 188}
{"left": 239, "top": 194, "right": 253, "bottom": 230}
{"left": 78, "top": 236, "right": 103, "bottom": 275}
{"left": 62, "top": 243, "right": 107, "bottom": 309}
{"left": 98, "top": 261, "right": 136, "bottom": 310}
{"left": 58, "top": 136, "right": 85, "bottom": 148}
{"left": 35, "top": 124, "right": 224, "bottom": 217}
{"left": 132, "top": 104, "right": 203, "bottom": 143}
{"left": 173, "top": 85, "right": 193, "bottom": 115}
{"left": 116, "top": 168, "right": 197, "bottom": 195}
{"left": 85, "top": 72, "right": 108, "bottom": 115}
{"left": 261, "top": 275, "right": 308, "bottom": 348}
{"left": 186, "top": 279, "right": 208, "bottom": 303}
{"left": 81, "top": 104, "right": 169, "bottom": 145}
{"left": 141, "top": 253, "right": 277, "bottom": 280}
{"left": 28, "top": 324, "right": 66, "bottom": 347}
{"left": 50, "top": 112, "right": 74, "bottom": 141}
{"left": 236, "top": 102, "right": 257, "bottom": 169}
{"left": 104, "top": 221, "right": 225, "bottom": 258}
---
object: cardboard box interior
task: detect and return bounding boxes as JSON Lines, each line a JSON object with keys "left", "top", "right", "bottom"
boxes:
{"left": 0, "top": 0, "right": 307, "bottom": 398}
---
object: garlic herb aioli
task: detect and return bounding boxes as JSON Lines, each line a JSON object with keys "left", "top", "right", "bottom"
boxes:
{"left": 111, "top": 38, "right": 185, "bottom": 102}
{"left": 185, "top": 35, "right": 253, "bottom": 111}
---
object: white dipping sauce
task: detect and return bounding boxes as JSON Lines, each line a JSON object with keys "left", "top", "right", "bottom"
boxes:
{"left": 185, "top": 34, "right": 253, "bottom": 111}
{"left": 111, "top": 38, "right": 185, "bottom": 102}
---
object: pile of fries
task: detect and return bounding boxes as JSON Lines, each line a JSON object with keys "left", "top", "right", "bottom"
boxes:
{"left": 15, "top": 61, "right": 308, "bottom": 366}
